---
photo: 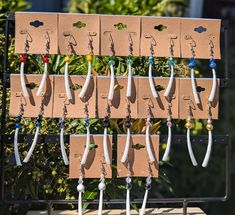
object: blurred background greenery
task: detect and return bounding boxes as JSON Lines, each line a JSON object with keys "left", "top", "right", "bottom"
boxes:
{"left": 0, "top": 0, "right": 234, "bottom": 214}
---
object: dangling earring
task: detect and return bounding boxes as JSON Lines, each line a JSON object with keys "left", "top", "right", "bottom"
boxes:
{"left": 63, "top": 35, "right": 74, "bottom": 101}
{"left": 59, "top": 101, "right": 69, "bottom": 165}
{"left": 164, "top": 37, "right": 175, "bottom": 97}
{"left": 81, "top": 101, "right": 91, "bottom": 165}
{"left": 107, "top": 33, "right": 115, "bottom": 101}
{"left": 125, "top": 161, "right": 132, "bottom": 215}
{"left": 208, "top": 38, "right": 217, "bottom": 102}
{"left": 126, "top": 33, "right": 133, "bottom": 98}
{"left": 145, "top": 102, "right": 156, "bottom": 163}
{"left": 79, "top": 34, "right": 94, "bottom": 99}
{"left": 139, "top": 162, "right": 152, "bottom": 215}
{"left": 147, "top": 37, "right": 158, "bottom": 98}
{"left": 98, "top": 160, "right": 106, "bottom": 215}
{"left": 188, "top": 38, "right": 200, "bottom": 105}
{"left": 23, "top": 97, "right": 44, "bottom": 163}
{"left": 19, "top": 33, "right": 30, "bottom": 97}
{"left": 103, "top": 102, "right": 111, "bottom": 165}
{"left": 202, "top": 104, "right": 213, "bottom": 167}
{"left": 121, "top": 101, "right": 131, "bottom": 163}
{"left": 37, "top": 31, "right": 50, "bottom": 97}
{"left": 185, "top": 101, "right": 198, "bottom": 166}
{"left": 77, "top": 159, "right": 84, "bottom": 215}
{"left": 14, "top": 95, "right": 25, "bottom": 166}
{"left": 162, "top": 103, "right": 173, "bottom": 161}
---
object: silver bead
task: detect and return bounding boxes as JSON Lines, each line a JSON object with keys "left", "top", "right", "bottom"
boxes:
{"left": 77, "top": 183, "right": 84, "bottom": 192}
{"left": 98, "top": 182, "right": 106, "bottom": 191}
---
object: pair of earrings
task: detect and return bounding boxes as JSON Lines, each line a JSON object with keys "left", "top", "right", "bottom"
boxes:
{"left": 14, "top": 34, "right": 49, "bottom": 165}
{"left": 185, "top": 38, "right": 216, "bottom": 167}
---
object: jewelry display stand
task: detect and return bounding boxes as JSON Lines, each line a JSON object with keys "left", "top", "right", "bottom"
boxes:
{"left": 0, "top": 12, "right": 230, "bottom": 215}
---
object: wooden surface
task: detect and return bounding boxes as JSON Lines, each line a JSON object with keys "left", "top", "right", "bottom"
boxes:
{"left": 27, "top": 207, "right": 206, "bottom": 214}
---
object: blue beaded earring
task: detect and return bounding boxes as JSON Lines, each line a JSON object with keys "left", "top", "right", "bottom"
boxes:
{"left": 23, "top": 101, "right": 43, "bottom": 163}
{"left": 14, "top": 96, "right": 25, "bottom": 166}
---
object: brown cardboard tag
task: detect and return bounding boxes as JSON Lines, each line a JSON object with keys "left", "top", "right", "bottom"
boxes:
{"left": 97, "top": 76, "right": 138, "bottom": 118}
{"left": 181, "top": 18, "right": 221, "bottom": 59}
{"left": 15, "top": 12, "right": 58, "bottom": 54}
{"left": 117, "top": 135, "right": 159, "bottom": 177}
{"left": 69, "top": 135, "right": 112, "bottom": 179}
{"left": 138, "top": 77, "right": 179, "bottom": 119}
{"left": 179, "top": 78, "right": 220, "bottom": 119}
{"left": 53, "top": 75, "right": 96, "bottom": 118}
{"left": 58, "top": 13, "right": 100, "bottom": 55}
{"left": 100, "top": 15, "right": 141, "bottom": 56}
{"left": 141, "top": 17, "right": 181, "bottom": 57}
{"left": 9, "top": 74, "right": 54, "bottom": 117}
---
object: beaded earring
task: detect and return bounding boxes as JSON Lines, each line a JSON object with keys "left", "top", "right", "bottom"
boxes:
{"left": 103, "top": 102, "right": 111, "bottom": 165}
{"left": 59, "top": 102, "right": 69, "bottom": 165}
{"left": 63, "top": 36, "right": 74, "bottom": 101}
{"left": 188, "top": 38, "right": 200, "bottom": 105}
{"left": 77, "top": 160, "right": 84, "bottom": 215}
{"left": 202, "top": 105, "right": 213, "bottom": 167}
{"left": 14, "top": 96, "right": 24, "bottom": 166}
{"left": 164, "top": 37, "right": 175, "bottom": 98}
{"left": 162, "top": 103, "right": 173, "bottom": 161}
{"left": 121, "top": 101, "right": 131, "bottom": 163}
{"left": 19, "top": 33, "right": 31, "bottom": 97}
{"left": 107, "top": 33, "right": 115, "bottom": 101}
{"left": 23, "top": 99, "right": 43, "bottom": 163}
{"left": 80, "top": 102, "right": 91, "bottom": 165}
{"left": 147, "top": 37, "right": 158, "bottom": 99}
{"left": 79, "top": 36, "right": 94, "bottom": 99}
{"left": 208, "top": 38, "right": 217, "bottom": 102}
{"left": 125, "top": 161, "right": 132, "bottom": 215}
{"left": 139, "top": 162, "right": 152, "bottom": 215}
{"left": 185, "top": 101, "right": 198, "bottom": 166}
{"left": 36, "top": 32, "right": 50, "bottom": 97}
{"left": 145, "top": 102, "right": 156, "bottom": 163}
{"left": 98, "top": 160, "right": 106, "bottom": 215}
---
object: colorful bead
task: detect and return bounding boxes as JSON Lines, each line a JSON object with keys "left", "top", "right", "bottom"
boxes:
{"left": 86, "top": 54, "right": 93, "bottom": 62}
{"left": 185, "top": 122, "right": 193, "bottom": 129}
{"left": 167, "top": 121, "right": 172, "bottom": 127}
{"left": 148, "top": 56, "right": 153, "bottom": 65}
{"left": 206, "top": 123, "right": 213, "bottom": 131}
{"left": 188, "top": 57, "right": 196, "bottom": 68}
{"left": 169, "top": 57, "right": 174, "bottom": 66}
{"left": 20, "top": 54, "right": 27, "bottom": 63}
{"left": 43, "top": 55, "right": 49, "bottom": 63}
{"left": 15, "top": 122, "right": 21, "bottom": 128}
{"left": 209, "top": 58, "right": 216, "bottom": 69}
{"left": 36, "top": 121, "right": 42, "bottom": 127}
{"left": 64, "top": 56, "right": 70, "bottom": 63}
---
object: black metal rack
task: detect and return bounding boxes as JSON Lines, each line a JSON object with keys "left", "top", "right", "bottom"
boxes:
{"left": 0, "top": 12, "right": 231, "bottom": 215}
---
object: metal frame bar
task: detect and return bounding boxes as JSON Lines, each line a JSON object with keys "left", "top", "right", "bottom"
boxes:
{"left": 0, "top": 12, "right": 230, "bottom": 215}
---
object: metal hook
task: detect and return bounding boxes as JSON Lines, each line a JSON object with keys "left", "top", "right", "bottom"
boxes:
{"left": 104, "top": 31, "right": 114, "bottom": 56}
{"left": 88, "top": 32, "right": 97, "bottom": 54}
{"left": 20, "top": 30, "right": 32, "bottom": 53}
{"left": 127, "top": 32, "right": 136, "bottom": 56}
{"left": 45, "top": 31, "right": 50, "bottom": 54}
{"left": 63, "top": 32, "right": 77, "bottom": 53}
{"left": 144, "top": 34, "right": 156, "bottom": 56}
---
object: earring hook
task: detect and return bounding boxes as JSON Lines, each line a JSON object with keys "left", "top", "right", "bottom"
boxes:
{"left": 144, "top": 34, "right": 156, "bottom": 56}
{"left": 104, "top": 31, "right": 115, "bottom": 56}
{"left": 45, "top": 31, "right": 50, "bottom": 54}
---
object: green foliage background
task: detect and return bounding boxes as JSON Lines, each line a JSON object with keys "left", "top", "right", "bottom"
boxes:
{"left": 0, "top": 0, "right": 234, "bottom": 214}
